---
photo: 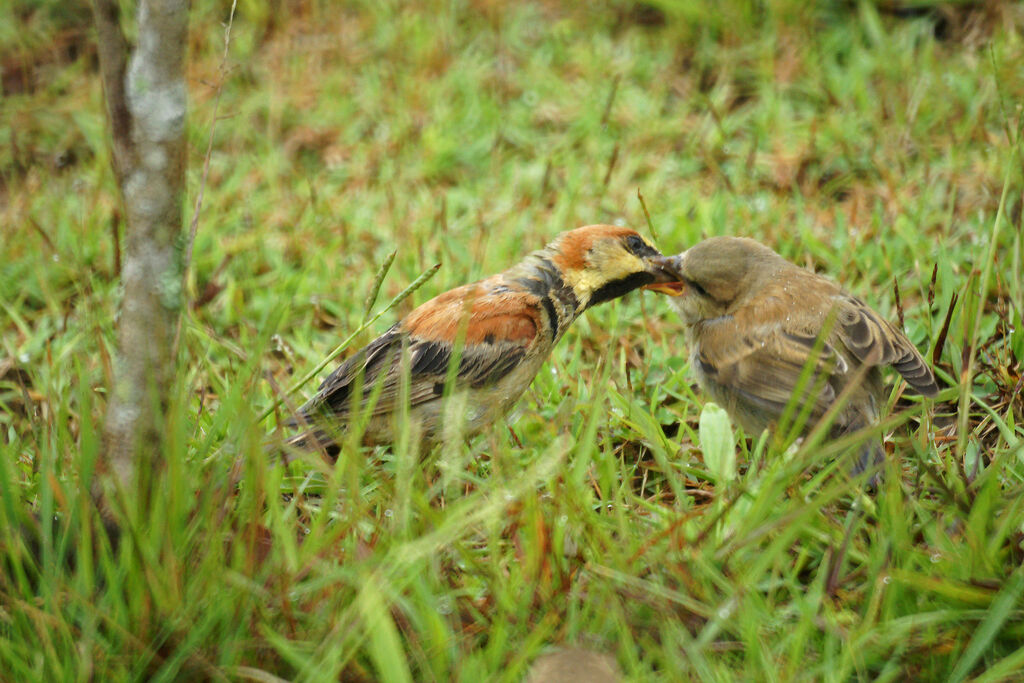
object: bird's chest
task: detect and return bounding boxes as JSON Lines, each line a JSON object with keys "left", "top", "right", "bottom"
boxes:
{"left": 687, "top": 345, "right": 750, "bottom": 419}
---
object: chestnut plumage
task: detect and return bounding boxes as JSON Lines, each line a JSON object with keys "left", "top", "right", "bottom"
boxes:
{"left": 285, "top": 224, "right": 677, "bottom": 455}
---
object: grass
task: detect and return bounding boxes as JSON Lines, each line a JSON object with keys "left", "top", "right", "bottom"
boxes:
{"left": 2, "top": 0, "right": 1024, "bottom": 679}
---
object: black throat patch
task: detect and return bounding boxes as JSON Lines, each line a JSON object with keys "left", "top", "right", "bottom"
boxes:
{"left": 587, "top": 271, "right": 656, "bottom": 308}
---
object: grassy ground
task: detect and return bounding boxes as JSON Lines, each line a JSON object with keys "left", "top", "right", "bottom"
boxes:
{"left": 2, "top": 0, "right": 1024, "bottom": 680}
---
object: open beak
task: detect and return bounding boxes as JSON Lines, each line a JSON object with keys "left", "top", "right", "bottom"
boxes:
{"left": 643, "top": 254, "right": 686, "bottom": 296}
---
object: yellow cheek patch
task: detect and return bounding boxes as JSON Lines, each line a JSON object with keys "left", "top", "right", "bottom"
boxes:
{"left": 567, "top": 268, "right": 609, "bottom": 294}
{"left": 557, "top": 238, "right": 649, "bottom": 299}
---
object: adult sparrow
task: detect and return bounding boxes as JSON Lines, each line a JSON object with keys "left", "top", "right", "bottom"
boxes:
{"left": 285, "top": 224, "right": 677, "bottom": 456}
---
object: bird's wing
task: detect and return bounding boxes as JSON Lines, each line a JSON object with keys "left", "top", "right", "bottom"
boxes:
{"left": 833, "top": 295, "right": 939, "bottom": 396}
{"left": 296, "top": 282, "right": 543, "bottom": 422}
{"left": 695, "top": 315, "right": 847, "bottom": 419}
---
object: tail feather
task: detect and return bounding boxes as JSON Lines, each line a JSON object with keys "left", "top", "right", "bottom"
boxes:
{"left": 835, "top": 407, "right": 885, "bottom": 491}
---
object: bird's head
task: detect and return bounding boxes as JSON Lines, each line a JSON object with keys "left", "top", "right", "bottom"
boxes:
{"left": 547, "top": 225, "right": 679, "bottom": 309}
{"left": 645, "top": 236, "right": 786, "bottom": 324}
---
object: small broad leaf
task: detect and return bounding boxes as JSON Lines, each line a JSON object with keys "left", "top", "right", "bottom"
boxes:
{"left": 699, "top": 402, "right": 736, "bottom": 484}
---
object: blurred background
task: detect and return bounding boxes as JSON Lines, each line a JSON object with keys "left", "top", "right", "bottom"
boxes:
{"left": 2, "top": 1, "right": 1023, "bottom": 680}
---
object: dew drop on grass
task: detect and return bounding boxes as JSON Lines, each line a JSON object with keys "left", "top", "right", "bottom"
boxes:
{"left": 19, "top": 353, "right": 29, "bottom": 363}
{"left": 437, "top": 597, "right": 453, "bottom": 615}
{"left": 384, "top": 509, "right": 394, "bottom": 518}
{"left": 882, "top": 576, "right": 891, "bottom": 585}
{"left": 559, "top": 514, "right": 568, "bottom": 524}
{"left": 930, "top": 553, "right": 941, "bottom": 563}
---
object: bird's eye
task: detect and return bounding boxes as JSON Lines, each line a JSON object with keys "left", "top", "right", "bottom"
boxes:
{"left": 625, "top": 234, "right": 647, "bottom": 255}
{"left": 685, "top": 277, "right": 710, "bottom": 298}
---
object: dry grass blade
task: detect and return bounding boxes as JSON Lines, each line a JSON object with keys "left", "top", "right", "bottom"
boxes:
{"left": 636, "top": 188, "right": 659, "bottom": 242}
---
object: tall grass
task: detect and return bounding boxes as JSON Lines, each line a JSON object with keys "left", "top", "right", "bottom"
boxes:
{"left": 2, "top": 0, "right": 1023, "bottom": 679}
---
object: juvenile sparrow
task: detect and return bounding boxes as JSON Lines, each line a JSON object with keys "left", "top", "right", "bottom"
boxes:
{"left": 647, "top": 237, "right": 939, "bottom": 479}
{"left": 285, "top": 225, "right": 677, "bottom": 455}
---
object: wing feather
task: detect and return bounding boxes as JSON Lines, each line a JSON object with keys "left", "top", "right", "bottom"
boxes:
{"left": 294, "top": 282, "right": 543, "bottom": 424}
{"left": 696, "top": 317, "right": 843, "bottom": 419}
{"left": 834, "top": 296, "right": 939, "bottom": 396}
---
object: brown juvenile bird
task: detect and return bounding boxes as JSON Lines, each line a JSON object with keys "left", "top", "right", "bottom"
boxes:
{"left": 286, "top": 225, "right": 677, "bottom": 455}
{"left": 647, "top": 236, "right": 939, "bottom": 480}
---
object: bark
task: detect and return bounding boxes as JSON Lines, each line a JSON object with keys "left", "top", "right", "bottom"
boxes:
{"left": 92, "top": 0, "right": 189, "bottom": 505}
{"left": 92, "top": 0, "right": 133, "bottom": 184}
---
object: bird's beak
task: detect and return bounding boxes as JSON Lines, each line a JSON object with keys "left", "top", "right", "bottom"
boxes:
{"left": 643, "top": 254, "right": 686, "bottom": 296}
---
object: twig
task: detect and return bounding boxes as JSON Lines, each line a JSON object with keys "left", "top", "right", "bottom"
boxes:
{"left": 173, "top": 0, "right": 238, "bottom": 356}
{"left": 600, "top": 75, "right": 620, "bottom": 127}
{"left": 109, "top": 208, "right": 122, "bottom": 277}
{"left": 933, "top": 292, "right": 958, "bottom": 368}
{"left": 636, "top": 188, "right": 659, "bottom": 242}
{"left": 825, "top": 510, "right": 859, "bottom": 597}
{"left": 892, "top": 278, "right": 904, "bottom": 330}
{"left": 927, "top": 262, "right": 937, "bottom": 309}
{"left": 602, "top": 142, "right": 619, "bottom": 192}
{"left": 27, "top": 215, "right": 58, "bottom": 254}
{"left": 184, "top": 0, "right": 237, "bottom": 277}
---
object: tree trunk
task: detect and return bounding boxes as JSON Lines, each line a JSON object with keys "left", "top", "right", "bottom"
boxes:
{"left": 92, "top": 0, "right": 189, "bottom": 508}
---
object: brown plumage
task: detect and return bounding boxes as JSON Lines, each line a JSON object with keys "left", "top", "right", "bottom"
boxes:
{"left": 285, "top": 225, "right": 678, "bottom": 455}
{"left": 648, "top": 236, "right": 938, "bottom": 481}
